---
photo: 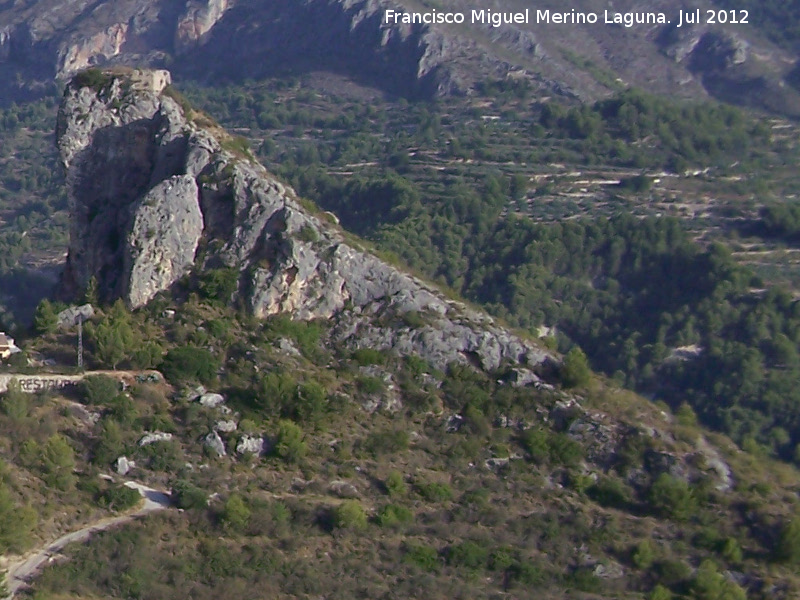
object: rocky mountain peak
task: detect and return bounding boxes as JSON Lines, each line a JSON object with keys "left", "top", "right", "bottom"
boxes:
{"left": 57, "top": 67, "right": 554, "bottom": 373}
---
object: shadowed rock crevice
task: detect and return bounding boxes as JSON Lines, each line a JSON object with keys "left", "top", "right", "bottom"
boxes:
{"left": 63, "top": 116, "right": 161, "bottom": 301}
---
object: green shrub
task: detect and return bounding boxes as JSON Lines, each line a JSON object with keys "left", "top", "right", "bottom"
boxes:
{"left": 720, "top": 537, "right": 743, "bottom": 564}
{"left": 385, "top": 471, "right": 407, "bottom": 497}
{"left": 488, "top": 547, "right": 515, "bottom": 572}
{"left": 82, "top": 375, "right": 120, "bottom": 405}
{"left": 776, "top": 517, "right": 800, "bottom": 563}
{"left": 509, "top": 561, "right": 546, "bottom": 586}
{"left": 676, "top": 403, "right": 698, "bottom": 427}
{"left": 446, "top": 541, "right": 488, "bottom": 571}
{"left": 274, "top": 420, "right": 307, "bottom": 464}
{"left": 352, "top": 348, "right": 386, "bottom": 366}
{"left": 221, "top": 494, "right": 251, "bottom": 532}
{"left": 298, "top": 225, "right": 319, "bottom": 243}
{"left": 73, "top": 68, "right": 113, "bottom": 92}
{"left": 131, "top": 342, "right": 164, "bottom": 369}
{"left": 263, "top": 315, "right": 323, "bottom": 357}
{"left": 655, "top": 559, "right": 692, "bottom": 587}
{"left": 561, "top": 347, "right": 591, "bottom": 388}
{"left": 291, "top": 381, "right": 328, "bottom": 424}
{"left": 649, "top": 584, "right": 673, "bottom": 600}
{"left": 221, "top": 135, "right": 253, "bottom": 159}
{"left": 270, "top": 501, "right": 291, "bottom": 524}
{"left": 197, "top": 268, "right": 238, "bottom": 304}
{"left": 647, "top": 474, "right": 696, "bottom": 521}
{"left": 173, "top": 480, "right": 208, "bottom": 510}
{"left": 2, "top": 383, "right": 28, "bottom": 421}
{"left": 631, "top": 539, "right": 656, "bottom": 570}
{"left": 98, "top": 484, "right": 142, "bottom": 512}
{"left": 0, "top": 482, "right": 36, "bottom": 553}
{"left": 569, "top": 567, "right": 602, "bottom": 593}
{"left": 364, "top": 429, "right": 409, "bottom": 457}
{"left": 617, "top": 174, "right": 652, "bottom": 193}
{"left": 404, "top": 355, "right": 429, "bottom": 377}
{"left": 159, "top": 346, "right": 219, "bottom": 385}
{"left": 333, "top": 500, "right": 367, "bottom": 530}
{"left": 356, "top": 376, "right": 385, "bottom": 394}
{"left": 376, "top": 504, "right": 413, "bottom": 527}
{"left": 548, "top": 432, "right": 583, "bottom": 468}
{"left": 401, "top": 311, "right": 427, "bottom": 328}
{"left": 140, "top": 440, "right": 183, "bottom": 473}
{"left": 32, "top": 299, "right": 58, "bottom": 334}
{"left": 403, "top": 543, "right": 440, "bottom": 572}
{"left": 92, "top": 418, "right": 124, "bottom": 467}
{"left": 108, "top": 393, "right": 138, "bottom": 426}
{"left": 255, "top": 371, "right": 297, "bottom": 415}
{"left": 521, "top": 428, "right": 549, "bottom": 464}
{"left": 690, "top": 560, "right": 746, "bottom": 600}
{"left": 588, "top": 476, "right": 632, "bottom": 508}
{"left": 416, "top": 481, "right": 454, "bottom": 503}
{"left": 463, "top": 403, "right": 490, "bottom": 436}
{"left": 39, "top": 434, "right": 76, "bottom": 491}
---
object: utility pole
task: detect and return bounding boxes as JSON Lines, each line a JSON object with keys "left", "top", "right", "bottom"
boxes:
{"left": 77, "top": 316, "right": 83, "bottom": 370}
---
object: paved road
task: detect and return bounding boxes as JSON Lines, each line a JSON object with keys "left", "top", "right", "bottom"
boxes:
{"left": 3, "top": 481, "right": 171, "bottom": 599}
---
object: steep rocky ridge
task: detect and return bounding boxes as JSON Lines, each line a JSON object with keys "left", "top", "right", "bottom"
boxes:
{"left": 1, "top": 0, "right": 800, "bottom": 114}
{"left": 57, "top": 67, "right": 552, "bottom": 373}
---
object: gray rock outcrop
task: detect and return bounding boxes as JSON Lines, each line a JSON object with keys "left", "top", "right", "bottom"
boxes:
{"left": 198, "top": 393, "right": 225, "bottom": 408}
{"left": 114, "top": 455, "right": 135, "bottom": 475}
{"left": 125, "top": 174, "right": 203, "bottom": 308}
{"left": 57, "top": 68, "right": 556, "bottom": 374}
{"left": 175, "top": 0, "right": 230, "bottom": 53}
{"left": 56, "top": 303, "right": 95, "bottom": 328}
{"left": 214, "top": 420, "right": 237, "bottom": 433}
{"left": 236, "top": 434, "right": 265, "bottom": 455}
{"left": 138, "top": 431, "right": 173, "bottom": 446}
{"left": 204, "top": 431, "right": 226, "bottom": 457}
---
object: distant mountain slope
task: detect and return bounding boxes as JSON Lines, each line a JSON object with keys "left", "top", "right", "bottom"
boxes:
{"left": 1, "top": 0, "right": 799, "bottom": 115}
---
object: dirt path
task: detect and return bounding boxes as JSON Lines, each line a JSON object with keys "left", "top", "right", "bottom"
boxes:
{"left": 3, "top": 481, "right": 171, "bottom": 599}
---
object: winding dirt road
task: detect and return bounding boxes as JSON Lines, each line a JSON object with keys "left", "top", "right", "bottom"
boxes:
{"left": 3, "top": 481, "right": 171, "bottom": 599}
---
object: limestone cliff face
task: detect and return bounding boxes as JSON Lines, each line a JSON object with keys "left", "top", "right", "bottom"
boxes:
{"left": 174, "top": 0, "right": 230, "bottom": 53}
{"left": 57, "top": 68, "right": 553, "bottom": 372}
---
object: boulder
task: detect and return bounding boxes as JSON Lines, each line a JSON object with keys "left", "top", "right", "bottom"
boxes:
{"left": 139, "top": 431, "right": 173, "bottom": 446}
{"left": 198, "top": 393, "right": 224, "bottom": 408}
{"left": 204, "top": 431, "right": 226, "bottom": 457}
{"left": 214, "top": 420, "right": 237, "bottom": 433}
{"left": 114, "top": 456, "right": 135, "bottom": 475}
{"left": 236, "top": 434, "right": 265, "bottom": 455}
{"left": 329, "top": 480, "right": 360, "bottom": 499}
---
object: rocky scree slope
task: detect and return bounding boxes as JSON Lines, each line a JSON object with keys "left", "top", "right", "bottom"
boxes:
{"left": 1, "top": 0, "right": 799, "bottom": 113}
{"left": 56, "top": 68, "right": 551, "bottom": 374}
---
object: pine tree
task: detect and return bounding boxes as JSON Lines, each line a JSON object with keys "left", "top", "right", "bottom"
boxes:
{"left": 33, "top": 299, "right": 58, "bottom": 334}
